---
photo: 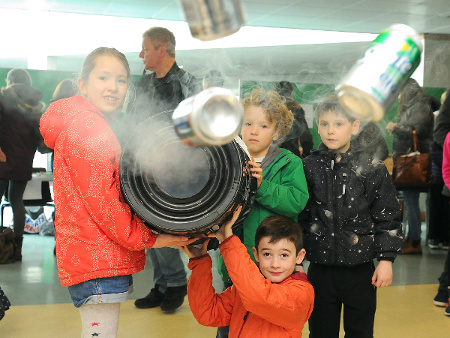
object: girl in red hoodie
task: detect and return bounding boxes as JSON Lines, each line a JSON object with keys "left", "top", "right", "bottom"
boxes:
{"left": 40, "top": 47, "right": 193, "bottom": 337}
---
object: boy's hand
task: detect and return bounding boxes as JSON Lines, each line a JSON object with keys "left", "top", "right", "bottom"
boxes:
{"left": 248, "top": 158, "right": 262, "bottom": 188}
{"left": 178, "top": 239, "right": 210, "bottom": 259}
{"left": 209, "top": 205, "right": 242, "bottom": 243}
{"left": 386, "top": 122, "right": 396, "bottom": 133}
{"left": 372, "top": 260, "right": 393, "bottom": 288}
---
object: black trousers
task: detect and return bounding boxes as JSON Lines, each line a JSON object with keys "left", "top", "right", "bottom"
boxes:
{"left": 308, "top": 262, "right": 376, "bottom": 338}
{"left": 0, "top": 179, "right": 27, "bottom": 238}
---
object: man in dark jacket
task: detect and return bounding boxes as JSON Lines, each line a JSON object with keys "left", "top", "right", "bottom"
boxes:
{"left": 127, "top": 27, "right": 201, "bottom": 313}
{"left": 274, "top": 81, "right": 313, "bottom": 158}
{"left": 0, "top": 69, "right": 45, "bottom": 261}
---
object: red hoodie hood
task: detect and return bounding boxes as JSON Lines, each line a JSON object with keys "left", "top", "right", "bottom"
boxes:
{"left": 40, "top": 95, "right": 103, "bottom": 149}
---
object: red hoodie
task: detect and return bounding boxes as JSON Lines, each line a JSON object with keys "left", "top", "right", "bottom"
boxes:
{"left": 40, "top": 95, "right": 156, "bottom": 287}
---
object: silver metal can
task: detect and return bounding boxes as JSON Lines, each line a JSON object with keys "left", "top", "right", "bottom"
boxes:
{"left": 335, "top": 24, "right": 423, "bottom": 122}
{"left": 180, "top": 0, "right": 246, "bottom": 41}
{"left": 172, "top": 87, "right": 244, "bottom": 147}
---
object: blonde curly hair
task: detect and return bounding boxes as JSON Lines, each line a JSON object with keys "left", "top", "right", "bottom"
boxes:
{"left": 241, "top": 89, "right": 294, "bottom": 138}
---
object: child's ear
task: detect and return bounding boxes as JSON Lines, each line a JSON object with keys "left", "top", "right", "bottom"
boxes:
{"left": 77, "top": 78, "right": 87, "bottom": 96}
{"left": 252, "top": 246, "right": 260, "bottom": 262}
{"left": 272, "top": 131, "right": 279, "bottom": 141}
{"left": 351, "top": 119, "right": 361, "bottom": 135}
{"left": 296, "top": 248, "right": 306, "bottom": 265}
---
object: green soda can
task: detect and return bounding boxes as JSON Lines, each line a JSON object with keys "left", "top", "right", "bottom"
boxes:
{"left": 336, "top": 24, "right": 423, "bottom": 122}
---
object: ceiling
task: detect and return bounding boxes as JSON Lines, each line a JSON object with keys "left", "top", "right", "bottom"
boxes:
{"left": 1, "top": 0, "right": 450, "bottom": 85}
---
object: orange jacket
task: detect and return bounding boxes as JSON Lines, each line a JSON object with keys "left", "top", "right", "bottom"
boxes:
{"left": 187, "top": 236, "right": 314, "bottom": 337}
{"left": 40, "top": 96, "right": 156, "bottom": 287}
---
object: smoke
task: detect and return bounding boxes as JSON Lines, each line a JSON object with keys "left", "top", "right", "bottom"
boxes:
{"left": 119, "top": 110, "right": 211, "bottom": 199}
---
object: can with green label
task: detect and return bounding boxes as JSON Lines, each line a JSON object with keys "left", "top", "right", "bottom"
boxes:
{"left": 336, "top": 24, "right": 423, "bottom": 122}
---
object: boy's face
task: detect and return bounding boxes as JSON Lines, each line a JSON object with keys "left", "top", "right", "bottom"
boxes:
{"left": 317, "top": 109, "right": 360, "bottom": 153}
{"left": 241, "top": 105, "right": 278, "bottom": 158}
{"left": 252, "top": 237, "right": 305, "bottom": 283}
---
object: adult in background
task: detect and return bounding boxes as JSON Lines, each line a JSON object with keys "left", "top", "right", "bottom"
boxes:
{"left": 353, "top": 122, "right": 389, "bottom": 163}
{"left": 432, "top": 88, "right": 450, "bottom": 311}
{"left": 428, "top": 90, "right": 448, "bottom": 250}
{"left": 0, "top": 69, "right": 45, "bottom": 261}
{"left": 127, "top": 27, "right": 201, "bottom": 313}
{"left": 387, "top": 78, "right": 434, "bottom": 254}
{"left": 203, "top": 69, "right": 224, "bottom": 89}
{"left": 50, "top": 79, "right": 77, "bottom": 104}
{"left": 274, "top": 81, "right": 313, "bottom": 158}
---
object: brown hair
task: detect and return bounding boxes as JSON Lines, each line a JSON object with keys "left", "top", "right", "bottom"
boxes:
{"left": 80, "top": 47, "right": 131, "bottom": 84}
{"left": 255, "top": 215, "right": 303, "bottom": 254}
{"left": 242, "top": 89, "right": 293, "bottom": 138}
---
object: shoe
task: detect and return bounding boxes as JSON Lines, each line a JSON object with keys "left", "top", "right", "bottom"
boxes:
{"left": 446, "top": 298, "right": 450, "bottom": 317}
{"left": 428, "top": 239, "right": 440, "bottom": 250}
{"left": 442, "top": 242, "right": 449, "bottom": 250}
{"left": 434, "top": 290, "right": 448, "bottom": 307}
{"left": 160, "top": 285, "right": 187, "bottom": 312}
{"left": 13, "top": 236, "right": 23, "bottom": 262}
{"left": 401, "top": 241, "right": 422, "bottom": 254}
{"left": 134, "top": 284, "right": 165, "bottom": 309}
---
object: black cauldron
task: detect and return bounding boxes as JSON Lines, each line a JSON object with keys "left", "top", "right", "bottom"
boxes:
{"left": 119, "top": 111, "right": 256, "bottom": 239}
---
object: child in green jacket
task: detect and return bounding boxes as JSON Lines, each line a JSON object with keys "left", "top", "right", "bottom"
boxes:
{"left": 217, "top": 88, "right": 309, "bottom": 337}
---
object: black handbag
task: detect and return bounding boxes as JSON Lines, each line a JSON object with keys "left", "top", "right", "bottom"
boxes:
{"left": 392, "top": 129, "right": 432, "bottom": 189}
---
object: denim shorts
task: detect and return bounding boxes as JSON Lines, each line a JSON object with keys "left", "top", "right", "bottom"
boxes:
{"left": 68, "top": 275, "right": 133, "bottom": 308}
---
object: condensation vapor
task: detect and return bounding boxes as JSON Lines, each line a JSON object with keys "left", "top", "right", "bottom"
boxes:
{"left": 119, "top": 109, "right": 210, "bottom": 197}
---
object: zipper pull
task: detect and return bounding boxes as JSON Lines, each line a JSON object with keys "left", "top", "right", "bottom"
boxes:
{"left": 342, "top": 173, "right": 347, "bottom": 195}
{"left": 331, "top": 159, "right": 334, "bottom": 170}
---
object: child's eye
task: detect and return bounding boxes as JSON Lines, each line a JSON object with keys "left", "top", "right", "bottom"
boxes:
{"left": 99, "top": 76, "right": 107, "bottom": 81}
{"left": 263, "top": 253, "right": 271, "bottom": 257}
{"left": 320, "top": 122, "right": 327, "bottom": 127}
{"left": 281, "top": 254, "right": 289, "bottom": 258}
{"left": 118, "top": 79, "right": 127, "bottom": 84}
{"left": 336, "top": 122, "right": 343, "bottom": 127}
{"left": 261, "top": 125, "right": 268, "bottom": 129}
{"left": 244, "top": 122, "right": 251, "bottom": 126}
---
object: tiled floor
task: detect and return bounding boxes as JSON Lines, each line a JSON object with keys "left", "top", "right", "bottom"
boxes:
{"left": 1, "top": 210, "right": 450, "bottom": 337}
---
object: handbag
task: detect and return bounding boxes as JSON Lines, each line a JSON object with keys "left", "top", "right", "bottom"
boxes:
{"left": 392, "top": 129, "right": 432, "bottom": 189}
{"left": 0, "top": 226, "right": 15, "bottom": 264}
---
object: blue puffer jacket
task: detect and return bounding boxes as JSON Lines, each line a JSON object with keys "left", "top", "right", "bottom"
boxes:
{"left": 299, "top": 143, "right": 403, "bottom": 266}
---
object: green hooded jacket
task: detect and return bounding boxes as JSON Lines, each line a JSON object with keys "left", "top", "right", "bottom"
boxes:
{"left": 217, "top": 148, "right": 309, "bottom": 283}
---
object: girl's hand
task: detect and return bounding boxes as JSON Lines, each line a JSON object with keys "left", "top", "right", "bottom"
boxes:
{"left": 248, "top": 158, "right": 262, "bottom": 188}
{"left": 178, "top": 239, "right": 210, "bottom": 259}
{"left": 152, "top": 234, "right": 197, "bottom": 249}
{"left": 209, "top": 205, "right": 242, "bottom": 243}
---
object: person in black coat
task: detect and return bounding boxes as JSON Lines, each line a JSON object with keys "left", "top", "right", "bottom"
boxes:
{"left": 274, "top": 81, "right": 313, "bottom": 158}
{"left": 126, "top": 27, "right": 201, "bottom": 313}
{"left": 0, "top": 69, "right": 45, "bottom": 261}
{"left": 353, "top": 122, "right": 389, "bottom": 163}
{"left": 386, "top": 78, "right": 434, "bottom": 254}
{"left": 299, "top": 94, "right": 402, "bottom": 337}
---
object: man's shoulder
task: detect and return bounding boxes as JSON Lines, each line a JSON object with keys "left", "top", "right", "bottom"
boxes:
{"left": 135, "top": 73, "right": 154, "bottom": 89}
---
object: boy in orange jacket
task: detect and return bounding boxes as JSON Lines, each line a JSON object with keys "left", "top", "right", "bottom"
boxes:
{"left": 179, "top": 206, "right": 314, "bottom": 337}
